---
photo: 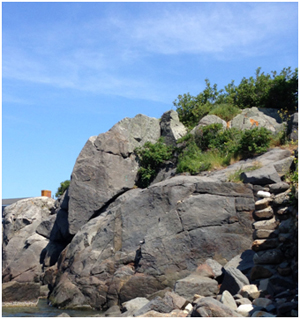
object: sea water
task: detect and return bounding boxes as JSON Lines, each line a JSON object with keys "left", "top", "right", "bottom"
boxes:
{"left": 2, "top": 299, "right": 104, "bottom": 317}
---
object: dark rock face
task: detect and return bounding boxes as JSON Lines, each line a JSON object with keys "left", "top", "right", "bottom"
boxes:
{"left": 68, "top": 114, "right": 160, "bottom": 235}
{"left": 49, "top": 176, "right": 255, "bottom": 309}
{"left": 287, "top": 112, "right": 298, "bottom": 142}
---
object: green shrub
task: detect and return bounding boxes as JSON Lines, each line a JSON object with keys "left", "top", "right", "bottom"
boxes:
{"left": 176, "top": 140, "right": 211, "bottom": 174}
{"left": 55, "top": 180, "right": 70, "bottom": 198}
{"left": 135, "top": 138, "right": 173, "bottom": 188}
{"left": 194, "top": 123, "right": 223, "bottom": 151}
{"left": 235, "top": 127, "right": 272, "bottom": 158}
{"left": 209, "top": 103, "right": 241, "bottom": 122}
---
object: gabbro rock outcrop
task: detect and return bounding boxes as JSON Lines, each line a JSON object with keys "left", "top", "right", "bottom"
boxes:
{"left": 2, "top": 197, "right": 55, "bottom": 300}
{"left": 49, "top": 176, "right": 255, "bottom": 309}
{"left": 67, "top": 114, "right": 161, "bottom": 235}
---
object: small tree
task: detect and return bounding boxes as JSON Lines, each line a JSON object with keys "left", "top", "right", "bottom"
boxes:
{"left": 55, "top": 180, "right": 70, "bottom": 198}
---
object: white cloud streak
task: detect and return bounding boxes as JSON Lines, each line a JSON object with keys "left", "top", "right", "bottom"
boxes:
{"left": 2, "top": 2, "right": 297, "bottom": 103}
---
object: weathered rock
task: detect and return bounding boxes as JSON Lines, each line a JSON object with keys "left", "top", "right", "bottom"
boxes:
{"left": 122, "top": 297, "right": 149, "bottom": 314}
{"left": 49, "top": 176, "right": 254, "bottom": 309}
{"left": 252, "top": 217, "right": 279, "bottom": 231}
{"left": 252, "top": 239, "right": 278, "bottom": 252}
{"left": 236, "top": 303, "right": 255, "bottom": 316}
{"left": 253, "top": 207, "right": 274, "bottom": 220}
{"left": 273, "top": 157, "right": 294, "bottom": 177}
{"left": 68, "top": 114, "right": 161, "bottom": 235}
{"left": 287, "top": 112, "right": 298, "bottom": 142}
{"left": 164, "top": 291, "right": 189, "bottom": 310}
{"left": 2, "top": 281, "right": 40, "bottom": 302}
{"left": 220, "top": 290, "right": 237, "bottom": 310}
{"left": 198, "top": 114, "right": 227, "bottom": 129}
{"left": 204, "top": 258, "right": 223, "bottom": 278}
{"left": 219, "top": 267, "right": 250, "bottom": 296}
{"left": 191, "top": 297, "right": 240, "bottom": 317}
{"left": 174, "top": 274, "right": 218, "bottom": 301}
{"left": 241, "top": 165, "right": 282, "bottom": 185}
{"left": 269, "top": 182, "right": 290, "bottom": 194}
{"left": 257, "top": 190, "right": 271, "bottom": 198}
{"left": 253, "top": 249, "right": 284, "bottom": 264}
{"left": 36, "top": 214, "right": 57, "bottom": 239}
{"left": 133, "top": 296, "right": 174, "bottom": 317}
{"left": 224, "top": 250, "right": 255, "bottom": 275}
{"left": 57, "top": 313, "right": 70, "bottom": 317}
{"left": 252, "top": 298, "right": 272, "bottom": 309}
{"left": 2, "top": 197, "right": 55, "bottom": 285}
{"left": 254, "top": 198, "right": 273, "bottom": 211}
{"left": 250, "top": 265, "right": 273, "bottom": 281}
{"left": 239, "top": 285, "right": 260, "bottom": 300}
{"left": 253, "top": 229, "right": 278, "bottom": 239}
{"left": 231, "top": 107, "right": 283, "bottom": 133}
{"left": 236, "top": 298, "right": 252, "bottom": 306}
{"left": 195, "top": 263, "right": 215, "bottom": 278}
{"left": 278, "top": 217, "right": 295, "bottom": 233}
{"left": 160, "top": 110, "right": 187, "bottom": 146}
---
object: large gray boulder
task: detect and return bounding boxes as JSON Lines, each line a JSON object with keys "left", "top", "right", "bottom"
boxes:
{"left": 230, "top": 107, "right": 284, "bottom": 133}
{"left": 49, "top": 175, "right": 255, "bottom": 309}
{"left": 287, "top": 112, "right": 298, "bottom": 142}
{"left": 2, "top": 197, "right": 55, "bottom": 300}
{"left": 68, "top": 114, "right": 160, "bottom": 235}
{"left": 190, "top": 114, "right": 227, "bottom": 135}
{"left": 160, "top": 110, "right": 187, "bottom": 146}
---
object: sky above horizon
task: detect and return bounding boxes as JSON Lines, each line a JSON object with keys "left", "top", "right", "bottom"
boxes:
{"left": 2, "top": 2, "right": 298, "bottom": 199}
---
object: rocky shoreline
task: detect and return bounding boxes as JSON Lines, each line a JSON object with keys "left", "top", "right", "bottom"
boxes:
{"left": 2, "top": 108, "right": 298, "bottom": 317}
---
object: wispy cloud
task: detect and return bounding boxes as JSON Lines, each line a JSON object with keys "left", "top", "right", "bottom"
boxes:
{"left": 2, "top": 2, "right": 297, "bottom": 103}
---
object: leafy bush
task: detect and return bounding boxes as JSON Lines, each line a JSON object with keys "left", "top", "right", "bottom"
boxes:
{"left": 55, "top": 180, "right": 70, "bottom": 198}
{"left": 234, "top": 127, "right": 272, "bottom": 158}
{"left": 209, "top": 103, "right": 241, "bottom": 122}
{"left": 135, "top": 138, "right": 173, "bottom": 188}
{"left": 174, "top": 67, "right": 298, "bottom": 129}
{"left": 194, "top": 123, "right": 223, "bottom": 151}
{"left": 176, "top": 140, "right": 211, "bottom": 174}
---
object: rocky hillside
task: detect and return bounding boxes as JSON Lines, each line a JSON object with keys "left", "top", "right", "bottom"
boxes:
{"left": 2, "top": 108, "right": 298, "bottom": 316}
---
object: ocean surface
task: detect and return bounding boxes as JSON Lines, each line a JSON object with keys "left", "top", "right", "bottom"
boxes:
{"left": 2, "top": 299, "right": 104, "bottom": 317}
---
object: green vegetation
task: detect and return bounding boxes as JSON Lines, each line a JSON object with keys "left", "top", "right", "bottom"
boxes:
{"left": 134, "top": 138, "right": 173, "bottom": 188}
{"left": 228, "top": 163, "right": 263, "bottom": 183}
{"left": 134, "top": 66, "right": 298, "bottom": 187}
{"left": 55, "top": 180, "right": 70, "bottom": 198}
{"left": 173, "top": 67, "right": 298, "bottom": 129}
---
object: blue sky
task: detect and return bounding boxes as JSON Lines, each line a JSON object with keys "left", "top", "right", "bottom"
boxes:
{"left": 2, "top": 2, "right": 298, "bottom": 199}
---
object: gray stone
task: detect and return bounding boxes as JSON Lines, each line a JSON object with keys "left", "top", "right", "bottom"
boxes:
{"left": 224, "top": 250, "right": 255, "bottom": 274}
{"left": 2, "top": 281, "right": 41, "bottom": 302}
{"left": 269, "top": 182, "right": 290, "bottom": 194}
{"left": 122, "top": 297, "right": 149, "bottom": 314}
{"left": 278, "top": 218, "right": 295, "bottom": 233}
{"left": 220, "top": 290, "right": 237, "bottom": 310}
{"left": 273, "top": 157, "right": 294, "bottom": 177}
{"left": 198, "top": 114, "right": 227, "bottom": 129}
{"left": 36, "top": 214, "right": 57, "bottom": 239}
{"left": 219, "top": 267, "right": 250, "bottom": 296}
{"left": 48, "top": 176, "right": 255, "bottom": 309}
{"left": 255, "top": 198, "right": 273, "bottom": 210}
{"left": 192, "top": 297, "right": 240, "bottom": 317}
{"left": 253, "top": 229, "right": 278, "bottom": 239}
{"left": 252, "top": 298, "right": 272, "bottom": 309}
{"left": 133, "top": 296, "right": 174, "bottom": 316}
{"left": 236, "top": 298, "right": 252, "bottom": 306}
{"left": 287, "top": 112, "right": 298, "bottom": 142}
{"left": 239, "top": 285, "right": 260, "bottom": 300}
{"left": 231, "top": 107, "right": 284, "bottom": 133}
{"left": 252, "top": 217, "right": 279, "bottom": 231}
{"left": 174, "top": 274, "right": 218, "bottom": 301}
{"left": 253, "top": 249, "right": 284, "bottom": 264}
{"left": 204, "top": 258, "right": 223, "bottom": 278}
{"left": 2, "top": 197, "right": 55, "bottom": 283}
{"left": 236, "top": 304, "right": 255, "bottom": 316}
{"left": 253, "top": 207, "right": 274, "bottom": 220}
{"left": 251, "top": 310, "right": 276, "bottom": 317}
{"left": 241, "top": 165, "right": 282, "bottom": 185}
{"left": 68, "top": 114, "right": 161, "bottom": 235}
{"left": 160, "top": 110, "right": 187, "bottom": 146}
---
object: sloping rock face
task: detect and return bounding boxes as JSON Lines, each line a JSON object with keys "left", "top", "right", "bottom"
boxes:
{"left": 160, "top": 110, "right": 187, "bottom": 146}
{"left": 231, "top": 107, "right": 283, "bottom": 133}
{"left": 2, "top": 197, "right": 55, "bottom": 284}
{"left": 68, "top": 114, "right": 160, "bottom": 235}
{"left": 49, "top": 176, "right": 255, "bottom": 309}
